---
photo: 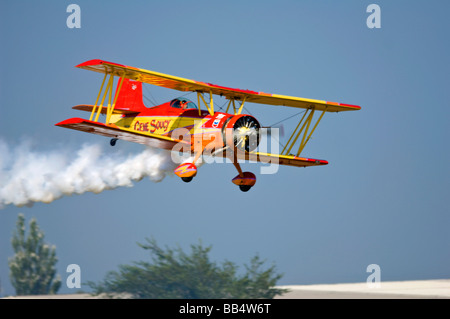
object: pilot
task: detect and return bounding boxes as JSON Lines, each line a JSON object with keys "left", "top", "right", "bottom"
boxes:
{"left": 180, "top": 100, "right": 188, "bottom": 109}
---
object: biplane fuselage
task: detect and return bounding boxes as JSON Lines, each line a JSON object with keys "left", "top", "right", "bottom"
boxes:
{"left": 57, "top": 59, "right": 361, "bottom": 191}
{"left": 65, "top": 98, "right": 259, "bottom": 156}
{"left": 108, "top": 104, "right": 244, "bottom": 154}
{"left": 112, "top": 103, "right": 220, "bottom": 149}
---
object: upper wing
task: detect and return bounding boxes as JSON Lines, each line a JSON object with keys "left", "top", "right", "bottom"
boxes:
{"left": 76, "top": 59, "right": 361, "bottom": 113}
{"left": 55, "top": 118, "right": 190, "bottom": 150}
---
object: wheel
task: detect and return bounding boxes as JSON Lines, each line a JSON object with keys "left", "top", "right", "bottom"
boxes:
{"left": 110, "top": 138, "right": 118, "bottom": 146}
{"left": 181, "top": 177, "right": 193, "bottom": 183}
{"left": 239, "top": 185, "right": 251, "bottom": 192}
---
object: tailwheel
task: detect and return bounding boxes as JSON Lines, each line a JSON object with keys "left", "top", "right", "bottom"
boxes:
{"left": 181, "top": 176, "right": 193, "bottom": 183}
{"left": 239, "top": 185, "right": 252, "bottom": 192}
{"left": 110, "top": 138, "right": 118, "bottom": 146}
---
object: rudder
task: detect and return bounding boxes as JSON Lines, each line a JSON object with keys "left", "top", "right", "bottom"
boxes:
{"left": 114, "top": 78, "right": 146, "bottom": 112}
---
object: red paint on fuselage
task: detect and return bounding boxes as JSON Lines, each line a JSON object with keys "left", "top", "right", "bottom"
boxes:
{"left": 116, "top": 100, "right": 242, "bottom": 154}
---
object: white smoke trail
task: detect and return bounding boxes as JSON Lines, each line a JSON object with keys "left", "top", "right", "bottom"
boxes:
{"left": 0, "top": 140, "right": 178, "bottom": 208}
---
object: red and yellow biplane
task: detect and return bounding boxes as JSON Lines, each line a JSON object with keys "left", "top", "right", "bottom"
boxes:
{"left": 56, "top": 60, "right": 361, "bottom": 192}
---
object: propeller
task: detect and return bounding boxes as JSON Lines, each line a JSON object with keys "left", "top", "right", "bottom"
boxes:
{"left": 232, "top": 116, "right": 260, "bottom": 152}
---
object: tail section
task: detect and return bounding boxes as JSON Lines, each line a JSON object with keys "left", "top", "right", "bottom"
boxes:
{"left": 114, "top": 78, "right": 147, "bottom": 112}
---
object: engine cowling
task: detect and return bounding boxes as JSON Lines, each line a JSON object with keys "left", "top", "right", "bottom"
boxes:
{"left": 222, "top": 115, "right": 261, "bottom": 152}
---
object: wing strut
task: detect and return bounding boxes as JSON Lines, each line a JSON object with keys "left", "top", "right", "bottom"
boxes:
{"left": 237, "top": 96, "right": 247, "bottom": 115}
{"left": 197, "top": 91, "right": 215, "bottom": 116}
{"left": 281, "top": 107, "right": 326, "bottom": 156}
{"left": 106, "top": 75, "right": 125, "bottom": 124}
{"left": 88, "top": 69, "right": 126, "bottom": 125}
{"left": 90, "top": 73, "right": 107, "bottom": 121}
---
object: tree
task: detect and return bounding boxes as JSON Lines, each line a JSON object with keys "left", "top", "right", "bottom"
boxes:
{"left": 89, "top": 238, "right": 287, "bottom": 299}
{"left": 8, "top": 214, "right": 61, "bottom": 295}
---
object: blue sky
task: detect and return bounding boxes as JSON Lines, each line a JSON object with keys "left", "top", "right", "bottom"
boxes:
{"left": 0, "top": 0, "right": 449, "bottom": 296}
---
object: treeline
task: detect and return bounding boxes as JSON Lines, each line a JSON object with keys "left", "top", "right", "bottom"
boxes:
{"left": 6, "top": 214, "right": 285, "bottom": 299}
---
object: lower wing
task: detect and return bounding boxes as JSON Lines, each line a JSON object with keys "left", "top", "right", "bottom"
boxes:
{"left": 214, "top": 148, "right": 328, "bottom": 167}
{"left": 242, "top": 152, "right": 328, "bottom": 167}
{"left": 55, "top": 118, "right": 190, "bottom": 151}
{"left": 56, "top": 118, "right": 326, "bottom": 167}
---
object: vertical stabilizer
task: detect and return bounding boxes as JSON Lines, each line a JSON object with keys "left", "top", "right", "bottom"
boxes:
{"left": 114, "top": 78, "right": 146, "bottom": 112}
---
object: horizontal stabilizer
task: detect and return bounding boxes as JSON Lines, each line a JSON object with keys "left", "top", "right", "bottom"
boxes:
{"left": 72, "top": 105, "right": 139, "bottom": 115}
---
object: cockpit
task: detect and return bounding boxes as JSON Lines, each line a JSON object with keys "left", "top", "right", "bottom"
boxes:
{"left": 170, "top": 98, "right": 197, "bottom": 110}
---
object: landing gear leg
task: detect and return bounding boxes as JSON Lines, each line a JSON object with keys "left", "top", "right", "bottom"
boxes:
{"left": 230, "top": 152, "right": 256, "bottom": 192}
